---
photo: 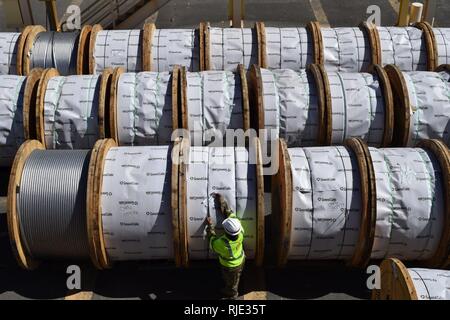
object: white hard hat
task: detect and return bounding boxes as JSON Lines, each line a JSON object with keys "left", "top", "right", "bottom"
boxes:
{"left": 222, "top": 218, "right": 242, "bottom": 236}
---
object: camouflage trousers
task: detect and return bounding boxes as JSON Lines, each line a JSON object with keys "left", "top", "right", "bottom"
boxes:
{"left": 221, "top": 261, "right": 245, "bottom": 299}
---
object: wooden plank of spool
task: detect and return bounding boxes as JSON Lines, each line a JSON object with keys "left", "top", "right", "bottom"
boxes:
{"left": 307, "top": 22, "right": 323, "bottom": 65}
{"left": 416, "top": 139, "right": 450, "bottom": 268}
{"left": 247, "top": 64, "right": 263, "bottom": 133}
{"left": 86, "top": 138, "right": 117, "bottom": 269}
{"left": 178, "top": 137, "right": 190, "bottom": 267}
{"left": 199, "top": 23, "right": 206, "bottom": 71}
{"left": 77, "top": 25, "right": 92, "bottom": 75}
{"left": 254, "top": 137, "right": 265, "bottom": 267}
{"left": 35, "top": 68, "right": 60, "bottom": 148}
{"left": 239, "top": 64, "right": 250, "bottom": 131}
{"left": 256, "top": 22, "right": 267, "bottom": 68}
{"left": 172, "top": 65, "right": 180, "bottom": 131}
{"left": 23, "top": 68, "right": 44, "bottom": 140}
{"left": 16, "top": 26, "right": 35, "bottom": 76}
{"left": 376, "top": 258, "right": 418, "bottom": 300}
{"left": 171, "top": 138, "right": 182, "bottom": 267}
{"left": 360, "top": 22, "right": 382, "bottom": 66}
{"left": 368, "top": 64, "right": 394, "bottom": 147}
{"left": 22, "top": 25, "right": 46, "bottom": 76}
{"left": 98, "top": 68, "right": 113, "bottom": 139}
{"left": 204, "top": 22, "right": 212, "bottom": 70}
{"left": 89, "top": 24, "right": 103, "bottom": 75}
{"left": 314, "top": 63, "right": 332, "bottom": 145}
{"left": 345, "top": 138, "right": 376, "bottom": 268}
{"left": 142, "top": 22, "right": 155, "bottom": 71}
{"left": 7, "top": 139, "right": 45, "bottom": 270}
{"left": 109, "top": 67, "right": 125, "bottom": 143}
{"left": 273, "top": 139, "right": 292, "bottom": 267}
{"left": 180, "top": 66, "right": 188, "bottom": 130}
{"left": 415, "top": 22, "right": 437, "bottom": 71}
{"left": 384, "top": 64, "right": 410, "bottom": 146}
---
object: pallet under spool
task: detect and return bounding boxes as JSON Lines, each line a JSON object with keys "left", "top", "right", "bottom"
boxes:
{"left": 34, "top": 67, "right": 113, "bottom": 148}
{"left": 108, "top": 66, "right": 180, "bottom": 145}
{"left": 273, "top": 137, "right": 450, "bottom": 268}
{"left": 21, "top": 25, "right": 92, "bottom": 76}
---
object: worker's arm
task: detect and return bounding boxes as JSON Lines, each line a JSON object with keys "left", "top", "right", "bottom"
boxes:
{"left": 214, "top": 193, "right": 234, "bottom": 218}
{"left": 205, "top": 216, "right": 217, "bottom": 243}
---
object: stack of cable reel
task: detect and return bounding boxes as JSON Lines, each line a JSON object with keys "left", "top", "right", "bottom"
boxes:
{"left": 90, "top": 23, "right": 205, "bottom": 75}
{"left": 34, "top": 68, "right": 112, "bottom": 149}
{"left": 272, "top": 138, "right": 450, "bottom": 268}
{"left": 373, "top": 258, "right": 450, "bottom": 300}
{"left": 249, "top": 64, "right": 393, "bottom": 147}
{"left": 21, "top": 25, "right": 92, "bottom": 76}
{"left": 0, "top": 69, "right": 43, "bottom": 167}
{"left": 180, "top": 65, "right": 250, "bottom": 146}
{"left": 109, "top": 66, "right": 180, "bottom": 146}
{"left": 385, "top": 64, "right": 450, "bottom": 147}
{"left": 176, "top": 137, "right": 265, "bottom": 267}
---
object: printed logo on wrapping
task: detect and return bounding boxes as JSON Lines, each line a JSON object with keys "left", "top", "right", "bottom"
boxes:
{"left": 171, "top": 127, "right": 279, "bottom": 175}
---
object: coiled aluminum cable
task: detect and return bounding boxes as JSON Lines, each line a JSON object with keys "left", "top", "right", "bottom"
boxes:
{"left": 30, "top": 32, "right": 80, "bottom": 75}
{"left": 17, "top": 149, "right": 90, "bottom": 260}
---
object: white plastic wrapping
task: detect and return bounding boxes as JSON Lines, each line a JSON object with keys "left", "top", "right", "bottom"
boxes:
{"left": 208, "top": 27, "right": 257, "bottom": 71}
{"left": 369, "top": 147, "right": 444, "bottom": 260}
{"left": 433, "top": 28, "right": 450, "bottom": 66}
{"left": 186, "top": 71, "right": 243, "bottom": 145}
{"left": 151, "top": 29, "right": 199, "bottom": 72}
{"left": 0, "top": 32, "right": 20, "bottom": 75}
{"left": 0, "top": 75, "right": 26, "bottom": 166}
{"left": 116, "top": 71, "right": 173, "bottom": 146}
{"left": 43, "top": 75, "right": 100, "bottom": 149}
{"left": 327, "top": 72, "right": 386, "bottom": 146}
{"left": 93, "top": 30, "right": 142, "bottom": 74}
{"left": 408, "top": 268, "right": 450, "bottom": 300}
{"left": 265, "top": 27, "right": 313, "bottom": 70}
{"left": 288, "top": 146, "right": 361, "bottom": 260}
{"left": 260, "top": 68, "right": 319, "bottom": 147}
{"left": 377, "top": 27, "right": 427, "bottom": 71}
{"left": 101, "top": 146, "right": 173, "bottom": 260}
{"left": 401, "top": 71, "right": 450, "bottom": 146}
{"left": 186, "top": 146, "right": 257, "bottom": 260}
{"left": 321, "top": 27, "right": 371, "bottom": 72}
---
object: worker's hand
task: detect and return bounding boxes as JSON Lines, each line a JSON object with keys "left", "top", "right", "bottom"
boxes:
{"left": 206, "top": 216, "right": 213, "bottom": 226}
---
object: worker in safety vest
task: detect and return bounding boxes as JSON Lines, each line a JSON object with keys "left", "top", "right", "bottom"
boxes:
{"left": 206, "top": 193, "right": 245, "bottom": 299}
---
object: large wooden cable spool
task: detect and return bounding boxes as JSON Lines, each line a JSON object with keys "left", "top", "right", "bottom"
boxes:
{"left": 22, "top": 68, "right": 44, "bottom": 140}
{"left": 180, "top": 64, "right": 250, "bottom": 146}
{"left": 15, "top": 25, "right": 35, "bottom": 75}
{"left": 374, "top": 258, "right": 418, "bottom": 300}
{"left": 359, "top": 21, "right": 382, "bottom": 66}
{"left": 177, "top": 137, "right": 265, "bottom": 267}
{"left": 35, "top": 68, "right": 112, "bottom": 149}
{"left": 415, "top": 22, "right": 437, "bottom": 71}
{"left": 109, "top": 66, "right": 179, "bottom": 146}
{"left": 255, "top": 22, "right": 267, "bottom": 68}
{"left": 273, "top": 137, "right": 375, "bottom": 267}
{"left": 248, "top": 64, "right": 325, "bottom": 147}
{"left": 307, "top": 21, "right": 323, "bottom": 66}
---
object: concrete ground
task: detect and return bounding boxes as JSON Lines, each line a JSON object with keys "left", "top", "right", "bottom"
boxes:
{"left": 3, "top": 0, "right": 449, "bottom": 300}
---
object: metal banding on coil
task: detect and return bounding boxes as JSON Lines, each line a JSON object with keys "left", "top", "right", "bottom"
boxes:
{"left": 29, "top": 31, "right": 80, "bottom": 76}
{"left": 0, "top": 32, "right": 21, "bottom": 75}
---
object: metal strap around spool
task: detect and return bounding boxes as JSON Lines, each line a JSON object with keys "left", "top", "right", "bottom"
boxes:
{"left": 377, "top": 26, "right": 427, "bottom": 71}
{"left": 43, "top": 74, "right": 101, "bottom": 149}
{"left": 287, "top": 146, "right": 362, "bottom": 260}
{"left": 433, "top": 28, "right": 450, "bottom": 66}
{"left": 369, "top": 147, "right": 444, "bottom": 261}
{"left": 93, "top": 30, "right": 142, "bottom": 75}
{"left": 185, "top": 146, "right": 257, "bottom": 260}
{"left": 0, "top": 32, "right": 20, "bottom": 74}
{"left": 186, "top": 70, "right": 243, "bottom": 146}
{"left": 321, "top": 27, "right": 371, "bottom": 72}
{"left": 151, "top": 29, "right": 200, "bottom": 72}
{"left": 401, "top": 71, "right": 450, "bottom": 147}
{"left": 100, "top": 145, "right": 174, "bottom": 261}
{"left": 327, "top": 71, "right": 386, "bottom": 146}
{"left": 0, "top": 75, "right": 26, "bottom": 166}
{"left": 259, "top": 68, "right": 319, "bottom": 147}
{"left": 29, "top": 32, "right": 80, "bottom": 76}
{"left": 116, "top": 71, "right": 173, "bottom": 146}
{"left": 208, "top": 27, "right": 257, "bottom": 71}
{"left": 264, "top": 27, "right": 313, "bottom": 70}
{"left": 408, "top": 268, "right": 450, "bottom": 300}
{"left": 17, "top": 148, "right": 91, "bottom": 260}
